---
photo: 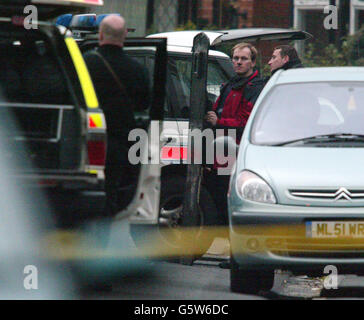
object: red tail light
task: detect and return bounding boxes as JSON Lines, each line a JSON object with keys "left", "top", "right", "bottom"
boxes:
{"left": 161, "top": 146, "right": 187, "bottom": 161}
{"left": 87, "top": 141, "right": 106, "bottom": 166}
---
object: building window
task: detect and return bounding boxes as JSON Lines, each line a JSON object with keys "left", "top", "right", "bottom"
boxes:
{"left": 153, "top": 0, "right": 178, "bottom": 32}
{"left": 178, "top": 0, "right": 198, "bottom": 26}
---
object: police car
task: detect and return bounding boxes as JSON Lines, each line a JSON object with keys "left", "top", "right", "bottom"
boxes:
{"left": 0, "top": 1, "right": 170, "bottom": 291}
{"left": 0, "top": 0, "right": 107, "bottom": 227}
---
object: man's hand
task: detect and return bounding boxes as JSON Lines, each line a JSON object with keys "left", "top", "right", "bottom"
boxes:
{"left": 205, "top": 111, "right": 218, "bottom": 126}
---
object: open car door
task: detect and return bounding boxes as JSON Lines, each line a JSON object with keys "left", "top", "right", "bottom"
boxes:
{"left": 117, "top": 38, "right": 167, "bottom": 221}
{"left": 180, "top": 33, "right": 211, "bottom": 264}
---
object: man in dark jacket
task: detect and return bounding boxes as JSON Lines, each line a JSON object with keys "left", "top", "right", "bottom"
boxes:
{"left": 268, "top": 45, "right": 303, "bottom": 76}
{"left": 84, "top": 15, "right": 150, "bottom": 219}
{"left": 204, "top": 43, "right": 264, "bottom": 269}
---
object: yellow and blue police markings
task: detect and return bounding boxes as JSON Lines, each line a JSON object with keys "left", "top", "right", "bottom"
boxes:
{"left": 65, "top": 37, "right": 99, "bottom": 110}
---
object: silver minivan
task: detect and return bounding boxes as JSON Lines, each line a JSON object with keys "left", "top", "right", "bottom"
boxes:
{"left": 229, "top": 66, "right": 364, "bottom": 294}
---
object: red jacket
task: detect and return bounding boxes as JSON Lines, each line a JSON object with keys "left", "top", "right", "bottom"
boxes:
{"left": 213, "top": 70, "right": 264, "bottom": 131}
{"left": 212, "top": 70, "right": 264, "bottom": 170}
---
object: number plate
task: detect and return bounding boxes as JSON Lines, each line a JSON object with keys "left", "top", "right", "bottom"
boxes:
{"left": 306, "top": 221, "right": 364, "bottom": 238}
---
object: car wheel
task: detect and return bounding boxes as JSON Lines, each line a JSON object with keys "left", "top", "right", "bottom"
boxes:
{"left": 131, "top": 175, "right": 217, "bottom": 261}
{"left": 230, "top": 254, "right": 274, "bottom": 294}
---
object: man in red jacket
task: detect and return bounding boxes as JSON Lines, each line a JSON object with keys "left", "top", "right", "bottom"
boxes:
{"left": 205, "top": 42, "right": 264, "bottom": 138}
{"left": 204, "top": 43, "right": 264, "bottom": 268}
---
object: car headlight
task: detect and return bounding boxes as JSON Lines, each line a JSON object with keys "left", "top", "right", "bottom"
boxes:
{"left": 236, "top": 170, "right": 276, "bottom": 204}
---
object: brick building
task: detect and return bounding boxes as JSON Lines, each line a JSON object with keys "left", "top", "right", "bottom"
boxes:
{"left": 351, "top": 0, "right": 364, "bottom": 34}
{"left": 177, "top": 0, "right": 293, "bottom": 29}
{"left": 226, "top": 0, "right": 294, "bottom": 62}
{"left": 176, "top": 1, "right": 361, "bottom": 57}
{"left": 230, "top": 0, "right": 293, "bottom": 28}
{"left": 89, "top": 0, "right": 362, "bottom": 51}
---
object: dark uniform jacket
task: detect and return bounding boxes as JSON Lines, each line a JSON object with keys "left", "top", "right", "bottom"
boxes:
{"left": 271, "top": 58, "right": 304, "bottom": 76}
{"left": 84, "top": 45, "right": 150, "bottom": 214}
{"left": 84, "top": 45, "right": 150, "bottom": 165}
{"left": 83, "top": 45, "right": 150, "bottom": 141}
{"left": 264, "top": 58, "right": 304, "bottom": 84}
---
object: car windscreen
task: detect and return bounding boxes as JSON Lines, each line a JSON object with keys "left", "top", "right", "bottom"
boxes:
{"left": 251, "top": 82, "right": 364, "bottom": 146}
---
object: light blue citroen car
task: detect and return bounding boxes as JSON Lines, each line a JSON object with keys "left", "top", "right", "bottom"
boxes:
{"left": 228, "top": 67, "right": 364, "bottom": 294}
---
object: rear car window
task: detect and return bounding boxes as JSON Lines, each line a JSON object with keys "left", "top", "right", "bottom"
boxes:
{"left": 0, "top": 37, "right": 71, "bottom": 105}
{"left": 0, "top": 23, "right": 86, "bottom": 171}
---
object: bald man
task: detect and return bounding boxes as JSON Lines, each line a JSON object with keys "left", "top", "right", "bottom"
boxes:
{"left": 84, "top": 15, "right": 150, "bottom": 219}
{"left": 99, "top": 15, "right": 128, "bottom": 47}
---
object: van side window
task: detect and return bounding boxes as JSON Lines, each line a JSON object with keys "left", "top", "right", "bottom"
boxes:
{"left": 22, "top": 41, "right": 71, "bottom": 105}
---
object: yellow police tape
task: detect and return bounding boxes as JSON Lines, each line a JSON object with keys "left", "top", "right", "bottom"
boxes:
{"left": 42, "top": 224, "right": 364, "bottom": 261}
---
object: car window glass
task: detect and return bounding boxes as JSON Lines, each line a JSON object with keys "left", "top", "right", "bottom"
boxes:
{"left": 124, "top": 51, "right": 160, "bottom": 123}
{"left": 125, "top": 52, "right": 231, "bottom": 119}
{"left": 173, "top": 59, "right": 191, "bottom": 118}
{"left": 168, "top": 56, "right": 231, "bottom": 119}
{"left": 0, "top": 39, "right": 71, "bottom": 105}
{"left": 0, "top": 35, "right": 73, "bottom": 142}
{"left": 207, "top": 62, "right": 228, "bottom": 103}
{"left": 125, "top": 54, "right": 152, "bottom": 122}
{"left": 251, "top": 82, "right": 364, "bottom": 146}
{"left": 166, "top": 59, "right": 189, "bottom": 119}
{"left": 317, "top": 97, "right": 344, "bottom": 126}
